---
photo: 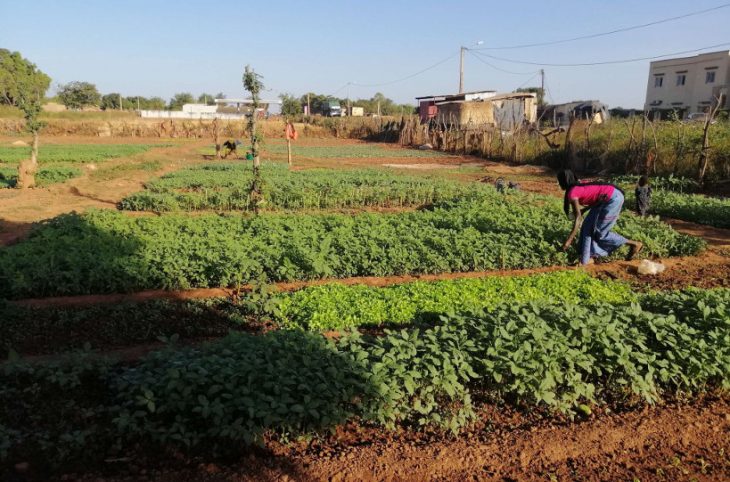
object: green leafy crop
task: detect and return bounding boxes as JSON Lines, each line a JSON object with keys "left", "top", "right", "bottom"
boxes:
{"left": 276, "top": 271, "right": 635, "bottom": 330}
{"left": 119, "top": 163, "right": 482, "bottom": 212}
{"left": 0, "top": 143, "right": 163, "bottom": 164}
{"left": 0, "top": 194, "right": 703, "bottom": 298}
{"left": 2, "top": 288, "right": 728, "bottom": 468}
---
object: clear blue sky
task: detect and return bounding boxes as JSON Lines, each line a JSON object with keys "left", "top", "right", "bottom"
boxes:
{"left": 2, "top": 0, "right": 728, "bottom": 108}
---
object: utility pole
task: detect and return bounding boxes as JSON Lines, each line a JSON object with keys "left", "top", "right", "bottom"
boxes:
{"left": 119, "top": 93, "right": 122, "bottom": 111}
{"left": 540, "top": 69, "right": 545, "bottom": 105}
{"left": 307, "top": 93, "right": 311, "bottom": 116}
{"left": 459, "top": 41, "right": 482, "bottom": 94}
{"left": 137, "top": 96, "right": 140, "bottom": 111}
{"left": 459, "top": 46, "right": 465, "bottom": 94}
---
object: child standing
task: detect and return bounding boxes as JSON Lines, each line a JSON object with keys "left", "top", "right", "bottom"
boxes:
{"left": 635, "top": 175, "right": 652, "bottom": 217}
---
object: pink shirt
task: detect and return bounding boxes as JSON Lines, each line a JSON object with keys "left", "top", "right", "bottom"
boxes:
{"left": 567, "top": 184, "right": 615, "bottom": 207}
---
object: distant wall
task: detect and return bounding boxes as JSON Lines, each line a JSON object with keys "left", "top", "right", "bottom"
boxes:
{"left": 0, "top": 116, "right": 400, "bottom": 140}
{"left": 140, "top": 110, "right": 247, "bottom": 120}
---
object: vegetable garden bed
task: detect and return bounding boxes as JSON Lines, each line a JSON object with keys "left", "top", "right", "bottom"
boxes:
{"left": 0, "top": 271, "right": 630, "bottom": 354}
{"left": 2, "top": 287, "right": 728, "bottom": 471}
{"left": 0, "top": 195, "right": 703, "bottom": 298}
{"left": 614, "top": 175, "right": 730, "bottom": 229}
{"left": 119, "top": 163, "right": 484, "bottom": 212}
{"left": 0, "top": 143, "right": 163, "bottom": 164}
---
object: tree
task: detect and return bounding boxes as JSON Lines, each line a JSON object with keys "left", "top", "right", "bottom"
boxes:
{"left": 515, "top": 87, "right": 545, "bottom": 107}
{"left": 58, "top": 81, "right": 101, "bottom": 109}
{"left": 168, "top": 92, "right": 194, "bottom": 110}
{"left": 243, "top": 65, "right": 264, "bottom": 213}
{"left": 197, "top": 93, "right": 216, "bottom": 105}
{"left": 0, "top": 49, "right": 51, "bottom": 188}
{"left": 299, "top": 92, "right": 330, "bottom": 115}
{"left": 100, "top": 93, "right": 122, "bottom": 110}
{"left": 146, "top": 97, "right": 166, "bottom": 110}
{"left": 279, "top": 93, "right": 302, "bottom": 117}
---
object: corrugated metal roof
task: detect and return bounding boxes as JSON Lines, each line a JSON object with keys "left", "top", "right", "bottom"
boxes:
{"left": 415, "top": 89, "right": 496, "bottom": 100}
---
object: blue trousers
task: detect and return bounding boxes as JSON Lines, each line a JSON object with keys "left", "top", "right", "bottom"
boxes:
{"left": 580, "top": 190, "right": 628, "bottom": 265}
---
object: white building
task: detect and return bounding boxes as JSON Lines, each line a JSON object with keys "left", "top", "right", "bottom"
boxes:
{"left": 139, "top": 98, "right": 283, "bottom": 120}
{"left": 644, "top": 50, "right": 729, "bottom": 117}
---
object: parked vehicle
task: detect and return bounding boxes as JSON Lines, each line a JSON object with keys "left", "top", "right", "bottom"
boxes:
{"left": 323, "top": 100, "right": 342, "bottom": 117}
{"left": 686, "top": 112, "right": 716, "bottom": 124}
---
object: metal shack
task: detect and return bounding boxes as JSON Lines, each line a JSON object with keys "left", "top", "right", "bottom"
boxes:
{"left": 540, "top": 101, "right": 609, "bottom": 127}
{"left": 416, "top": 90, "right": 496, "bottom": 124}
{"left": 416, "top": 91, "right": 537, "bottom": 129}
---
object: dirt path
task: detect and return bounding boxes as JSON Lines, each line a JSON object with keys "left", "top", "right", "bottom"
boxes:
{"left": 72, "top": 396, "right": 730, "bottom": 482}
{"left": 663, "top": 217, "right": 730, "bottom": 249}
{"left": 294, "top": 397, "right": 730, "bottom": 482}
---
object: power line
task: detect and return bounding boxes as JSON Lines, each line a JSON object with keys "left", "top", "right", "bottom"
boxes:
{"left": 350, "top": 52, "right": 459, "bottom": 87}
{"left": 467, "top": 50, "right": 537, "bottom": 75}
{"left": 325, "top": 82, "right": 351, "bottom": 98}
{"left": 513, "top": 71, "right": 540, "bottom": 91}
{"left": 472, "top": 3, "right": 730, "bottom": 50}
{"left": 476, "top": 42, "right": 730, "bottom": 67}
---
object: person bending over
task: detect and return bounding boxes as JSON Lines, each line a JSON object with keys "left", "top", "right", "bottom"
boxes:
{"left": 557, "top": 169, "right": 643, "bottom": 265}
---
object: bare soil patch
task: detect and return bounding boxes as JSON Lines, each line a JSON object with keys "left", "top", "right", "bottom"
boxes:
{"left": 68, "top": 396, "right": 729, "bottom": 482}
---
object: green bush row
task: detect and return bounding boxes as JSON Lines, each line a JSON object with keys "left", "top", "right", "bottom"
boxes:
{"left": 2, "top": 288, "right": 728, "bottom": 469}
{"left": 119, "top": 163, "right": 481, "bottom": 212}
{"left": 0, "top": 195, "right": 703, "bottom": 299}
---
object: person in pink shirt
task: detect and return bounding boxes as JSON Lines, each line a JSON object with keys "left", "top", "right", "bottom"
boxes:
{"left": 557, "top": 169, "right": 643, "bottom": 265}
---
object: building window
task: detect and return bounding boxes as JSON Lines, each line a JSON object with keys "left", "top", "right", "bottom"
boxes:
{"left": 654, "top": 76, "right": 663, "bottom": 87}
{"left": 676, "top": 74, "right": 686, "bottom": 86}
{"left": 706, "top": 71, "right": 716, "bottom": 83}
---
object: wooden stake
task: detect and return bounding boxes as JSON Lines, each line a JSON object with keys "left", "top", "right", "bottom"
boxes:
{"left": 287, "top": 138, "right": 292, "bottom": 166}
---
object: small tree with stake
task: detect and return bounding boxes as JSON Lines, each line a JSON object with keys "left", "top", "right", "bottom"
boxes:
{"left": 243, "top": 65, "right": 264, "bottom": 213}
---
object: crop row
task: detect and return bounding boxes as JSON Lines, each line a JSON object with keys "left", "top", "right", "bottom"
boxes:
{"left": 613, "top": 175, "right": 730, "bottom": 229}
{"left": 0, "top": 143, "right": 163, "bottom": 164}
{"left": 2, "top": 287, "right": 728, "bottom": 468}
{"left": 625, "top": 189, "right": 730, "bottom": 229}
{"left": 0, "top": 164, "right": 81, "bottom": 188}
{"left": 0, "top": 271, "right": 632, "bottom": 354}
{"left": 199, "top": 143, "right": 450, "bottom": 159}
{"left": 274, "top": 270, "right": 634, "bottom": 330}
{"left": 0, "top": 196, "right": 703, "bottom": 298}
{"left": 120, "top": 163, "right": 485, "bottom": 211}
